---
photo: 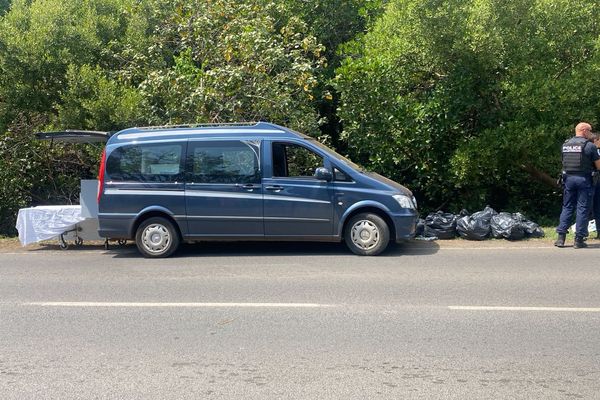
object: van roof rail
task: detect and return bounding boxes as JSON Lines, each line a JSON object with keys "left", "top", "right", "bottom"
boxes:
{"left": 134, "top": 122, "right": 262, "bottom": 131}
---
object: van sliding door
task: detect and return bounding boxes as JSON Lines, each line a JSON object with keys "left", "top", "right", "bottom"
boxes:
{"left": 185, "top": 140, "right": 264, "bottom": 238}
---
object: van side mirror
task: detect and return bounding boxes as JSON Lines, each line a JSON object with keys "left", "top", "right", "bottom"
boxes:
{"left": 314, "top": 167, "right": 333, "bottom": 181}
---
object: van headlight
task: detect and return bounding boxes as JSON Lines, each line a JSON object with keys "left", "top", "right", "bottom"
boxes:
{"left": 393, "top": 194, "right": 416, "bottom": 209}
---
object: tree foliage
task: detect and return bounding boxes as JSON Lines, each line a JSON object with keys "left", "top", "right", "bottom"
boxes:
{"left": 336, "top": 0, "right": 600, "bottom": 217}
{"left": 0, "top": 0, "right": 142, "bottom": 234}
{"left": 0, "top": 0, "right": 332, "bottom": 234}
{"left": 0, "top": 0, "right": 140, "bottom": 128}
{"left": 1, "top": 0, "right": 598, "bottom": 235}
{"left": 132, "top": 0, "right": 326, "bottom": 134}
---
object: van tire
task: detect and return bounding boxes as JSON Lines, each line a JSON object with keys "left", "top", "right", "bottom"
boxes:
{"left": 135, "top": 217, "right": 180, "bottom": 258}
{"left": 344, "top": 213, "right": 390, "bottom": 256}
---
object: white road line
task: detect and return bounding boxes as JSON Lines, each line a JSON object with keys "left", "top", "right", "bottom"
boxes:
{"left": 23, "top": 302, "right": 334, "bottom": 308}
{"left": 15, "top": 303, "right": 600, "bottom": 312}
{"left": 449, "top": 306, "right": 600, "bottom": 312}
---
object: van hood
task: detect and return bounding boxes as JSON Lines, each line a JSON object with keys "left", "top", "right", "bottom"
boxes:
{"left": 365, "top": 172, "right": 413, "bottom": 196}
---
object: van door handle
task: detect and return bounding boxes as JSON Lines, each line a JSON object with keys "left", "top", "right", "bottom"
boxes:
{"left": 265, "top": 185, "right": 284, "bottom": 191}
{"left": 236, "top": 183, "right": 260, "bottom": 191}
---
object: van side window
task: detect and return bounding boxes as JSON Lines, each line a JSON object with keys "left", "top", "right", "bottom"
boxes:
{"left": 272, "top": 142, "right": 324, "bottom": 178}
{"left": 106, "top": 143, "right": 183, "bottom": 182}
{"left": 189, "top": 141, "right": 260, "bottom": 184}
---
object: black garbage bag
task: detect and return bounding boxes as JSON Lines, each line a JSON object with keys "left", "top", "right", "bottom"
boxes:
{"left": 415, "top": 218, "right": 426, "bottom": 236}
{"left": 456, "top": 206, "right": 497, "bottom": 240}
{"left": 517, "top": 214, "right": 545, "bottom": 238}
{"left": 424, "top": 211, "right": 457, "bottom": 239}
{"left": 491, "top": 212, "right": 525, "bottom": 240}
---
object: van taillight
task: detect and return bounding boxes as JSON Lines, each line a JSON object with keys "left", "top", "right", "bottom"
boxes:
{"left": 97, "top": 148, "right": 106, "bottom": 203}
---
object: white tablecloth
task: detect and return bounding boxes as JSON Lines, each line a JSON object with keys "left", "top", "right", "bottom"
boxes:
{"left": 16, "top": 205, "right": 85, "bottom": 246}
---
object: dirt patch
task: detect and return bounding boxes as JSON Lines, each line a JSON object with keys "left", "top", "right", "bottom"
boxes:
{"left": 0, "top": 237, "right": 108, "bottom": 252}
{"left": 0, "top": 237, "right": 29, "bottom": 251}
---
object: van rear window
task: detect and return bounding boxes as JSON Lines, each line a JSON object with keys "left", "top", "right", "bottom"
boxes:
{"left": 106, "top": 144, "right": 183, "bottom": 182}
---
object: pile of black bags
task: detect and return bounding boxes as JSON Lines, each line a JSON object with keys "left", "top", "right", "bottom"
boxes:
{"left": 417, "top": 206, "right": 545, "bottom": 240}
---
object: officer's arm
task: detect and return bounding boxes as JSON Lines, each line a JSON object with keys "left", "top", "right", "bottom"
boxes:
{"left": 595, "top": 159, "right": 600, "bottom": 170}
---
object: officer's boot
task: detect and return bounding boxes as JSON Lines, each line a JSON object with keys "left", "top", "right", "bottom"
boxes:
{"left": 554, "top": 233, "right": 566, "bottom": 248}
{"left": 574, "top": 236, "right": 588, "bottom": 249}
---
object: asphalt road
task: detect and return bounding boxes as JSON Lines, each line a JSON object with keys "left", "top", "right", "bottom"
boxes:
{"left": 1, "top": 241, "right": 599, "bottom": 399}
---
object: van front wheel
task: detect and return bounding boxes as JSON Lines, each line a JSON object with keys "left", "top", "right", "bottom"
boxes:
{"left": 135, "top": 217, "right": 180, "bottom": 258}
{"left": 344, "top": 213, "right": 390, "bottom": 256}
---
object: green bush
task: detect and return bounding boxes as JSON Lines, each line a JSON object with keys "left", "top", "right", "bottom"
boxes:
{"left": 1, "top": 0, "right": 597, "bottom": 236}
{"left": 0, "top": 0, "right": 333, "bottom": 235}
{"left": 335, "top": 0, "right": 600, "bottom": 218}
{"left": 0, "top": 116, "right": 102, "bottom": 235}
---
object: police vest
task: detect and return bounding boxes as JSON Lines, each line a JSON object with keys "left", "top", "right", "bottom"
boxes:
{"left": 562, "top": 136, "right": 592, "bottom": 174}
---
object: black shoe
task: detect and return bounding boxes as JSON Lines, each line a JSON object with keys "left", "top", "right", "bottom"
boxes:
{"left": 574, "top": 237, "right": 587, "bottom": 249}
{"left": 554, "top": 233, "right": 566, "bottom": 247}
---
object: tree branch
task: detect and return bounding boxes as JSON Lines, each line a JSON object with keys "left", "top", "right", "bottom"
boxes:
{"left": 520, "top": 164, "right": 559, "bottom": 188}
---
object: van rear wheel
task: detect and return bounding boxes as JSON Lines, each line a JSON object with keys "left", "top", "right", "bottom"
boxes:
{"left": 135, "top": 217, "right": 180, "bottom": 258}
{"left": 344, "top": 213, "right": 390, "bottom": 256}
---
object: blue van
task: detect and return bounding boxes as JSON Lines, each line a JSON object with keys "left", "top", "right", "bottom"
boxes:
{"left": 95, "top": 122, "right": 418, "bottom": 257}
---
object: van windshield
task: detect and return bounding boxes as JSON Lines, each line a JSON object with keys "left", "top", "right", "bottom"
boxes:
{"left": 308, "top": 139, "right": 365, "bottom": 172}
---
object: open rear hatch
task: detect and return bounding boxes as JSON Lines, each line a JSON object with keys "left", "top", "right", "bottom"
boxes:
{"left": 35, "top": 130, "right": 111, "bottom": 143}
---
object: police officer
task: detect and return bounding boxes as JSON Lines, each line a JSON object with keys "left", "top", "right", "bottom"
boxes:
{"left": 555, "top": 122, "right": 600, "bottom": 248}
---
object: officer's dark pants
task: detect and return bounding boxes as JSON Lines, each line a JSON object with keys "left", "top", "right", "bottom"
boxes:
{"left": 557, "top": 174, "right": 593, "bottom": 238}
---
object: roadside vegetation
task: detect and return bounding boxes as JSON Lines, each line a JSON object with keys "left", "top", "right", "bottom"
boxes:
{"left": 0, "top": 0, "right": 599, "bottom": 235}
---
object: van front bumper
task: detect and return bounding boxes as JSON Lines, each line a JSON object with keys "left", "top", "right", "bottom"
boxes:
{"left": 391, "top": 211, "right": 419, "bottom": 242}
